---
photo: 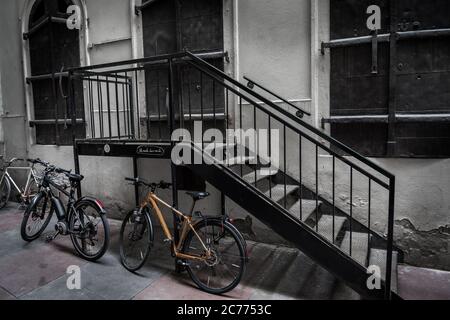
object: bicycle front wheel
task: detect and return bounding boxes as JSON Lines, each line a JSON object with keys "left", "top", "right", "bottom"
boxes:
{"left": 21, "top": 194, "right": 53, "bottom": 242}
{"left": 119, "top": 208, "right": 153, "bottom": 272}
{"left": 69, "top": 200, "right": 110, "bottom": 261}
{"left": 182, "top": 218, "right": 246, "bottom": 295}
{"left": 0, "top": 177, "right": 11, "bottom": 209}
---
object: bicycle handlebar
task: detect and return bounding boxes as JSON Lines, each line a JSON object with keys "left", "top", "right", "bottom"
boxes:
{"left": 125, "top": 177, "right": 172, "bottom": 190}
{"left": 27, "top": 158, "right": 50, "bottom": 167}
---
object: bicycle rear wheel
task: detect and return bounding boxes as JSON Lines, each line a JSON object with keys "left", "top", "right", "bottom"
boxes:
{"left": 182, "top": 218, "right": 246, "bottom": 295}
{"left": 69, "top": 200, "right": 110, "bottom": 261}
{"left": 119, "top": 208, "right": 153, "bottom": 272}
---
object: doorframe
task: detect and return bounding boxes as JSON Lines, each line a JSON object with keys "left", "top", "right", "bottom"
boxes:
{"left": 130, "top": 0, "right": 237, "bottom": 131}
{"left": 21, "top": 0, "right": 91, "bottom": 147}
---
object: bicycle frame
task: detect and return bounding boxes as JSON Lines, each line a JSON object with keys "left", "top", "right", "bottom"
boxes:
{"left": 142, "top": 192, "right": 211, "bottom": 262}
{"left": 0, "top": 164, "right": 39, "bottom": 198}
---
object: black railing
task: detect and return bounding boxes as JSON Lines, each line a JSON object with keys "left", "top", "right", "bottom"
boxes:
{"left": 68, "top": 51, "right": 398, "bottom": 299}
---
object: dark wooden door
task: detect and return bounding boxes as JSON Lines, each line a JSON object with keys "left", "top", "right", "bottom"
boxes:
{"left": 330, "top": 0, "right": 450, "bottom": 158}
{"left": 141, "top": 0, "right": 225, "bottom": 140}
{"left": 28, "top": 0, "right": 85, "bottom": 145}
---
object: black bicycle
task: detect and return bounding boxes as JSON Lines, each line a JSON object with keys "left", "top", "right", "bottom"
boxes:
{"left": 20, "top": 160, "right": 110, "bottom": 261}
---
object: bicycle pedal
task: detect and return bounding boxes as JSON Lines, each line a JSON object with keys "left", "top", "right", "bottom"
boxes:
{"left": 45, "top": 232, "right": 59, "bottom": 243}
{"left": 177, "top": 260, "right": 189, "bottom": 267}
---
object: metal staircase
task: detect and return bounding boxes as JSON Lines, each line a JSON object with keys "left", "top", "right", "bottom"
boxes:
{"left": 67, "top": 51, "right": 403, "bottom": 300}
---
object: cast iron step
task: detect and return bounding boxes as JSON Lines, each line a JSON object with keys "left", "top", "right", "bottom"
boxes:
{"left": 289, "top": 200, "right": 322, "bottom": 222}
{"left": 264, "top": 185, "right": 299, "bottom": 203}
{"left": 316, "top": 215, "right": 347, "bottom": 244}
{"left": 369, "top": 249, "right": 398, "bottom": 293}
{"left": 340, "top": 232, "right": 369, "bottom": 267}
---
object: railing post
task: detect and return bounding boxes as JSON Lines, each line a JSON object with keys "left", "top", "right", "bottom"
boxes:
{"left": 168, "top": 58, "right": 180, "bottom": 246}
{"left": 385, "top": 176, "right": 396, "bottom": 299}
{"left": 69, "top": 71, "right": 82, "bottom": 199}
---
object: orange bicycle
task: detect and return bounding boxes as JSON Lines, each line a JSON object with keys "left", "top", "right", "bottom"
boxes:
{"left": 119, "top": 178, "right": 247, "bottom": 294}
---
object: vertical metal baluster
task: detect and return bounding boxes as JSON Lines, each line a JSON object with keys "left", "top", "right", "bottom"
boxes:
{"left": 156, "top": 70, "right": 162, "bottom": 140}
{"left": 239, "top": 96, "right": 243, "bottom": 177}
{"left": 254, "top": 105, "right": 257, "bottom": 187}
{"left": 122, "top": 73, "right": 127, "bottom": 138}
{"left": 332, "top": 156, "right": 336, "bottom": 244}
{"left": 98, "top": 76, "right": 104, "bottom": 138}
{"left": 350, "top": 167, "right": 353, "bottom": 257}
{"left": 268, "top": 115, "right": 272, "bottom": 199}
{"left": 134, "top": 70, "right": 140, "bottom": 139}
{"left": 385, "top": 177, "right": 396, "bottom": 299}
{"left": 213, "top": 80, "right": 217, "bottom": 130}
{"left": 284, "top": 126, "right": 287, "bottom": 209}
{"left": 368, "top": 179, "right": 372, "bottom": 256}
{"left": 115, "top": 74, "right": 121, "bottom": 139}
{"left": 299, "top": 135, "right": 303, "bottom": 221}
{"left": 88, "top": 77, "right": 94, "bottom": 138}
{"left": 122, "top": 82, "right": 128, "bottom": 138}
{"left": 125, "top": 72, "right": 134, "bottom": 136}
{"left": 106, "top": 76, "right": 112, "bottom": 139}
{"left": 179, "top": 68, "right": 185, "bottom": 130}
{"left": 128, "top": 72, "right": 135, "bottom": 139}
{"left": 188, "top": 70, "right": 192, "bottom": 124}
{"left": 124, "top": 72, "right": 130, "bottom": 138}
{"left": 200, "top": 73, "right": 204, "bottom": 148}
{"left": 225, "top": 88, "right": 229, "bottom": 165}
{"left": 315, "top": 145, "right": 319, "bottom": 232}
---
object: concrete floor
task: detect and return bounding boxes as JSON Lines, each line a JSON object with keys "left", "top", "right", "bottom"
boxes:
{"left": 0, "top": 203, "right": 448, "bottom": 300}
{"left": 0, "top": 203, "right": 360, "bottom": 300}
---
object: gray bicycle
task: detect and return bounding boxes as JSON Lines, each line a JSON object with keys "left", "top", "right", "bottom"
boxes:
{"left": 0, "top": 157, "right": 48, "bottom": 209}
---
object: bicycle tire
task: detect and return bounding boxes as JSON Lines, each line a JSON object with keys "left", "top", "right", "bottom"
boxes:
{"left": 20, "top": 194, "right": 54, "bottom": 242}
{"left": 182, "top": 218, "right": 246, "bottom": 295}
{"left": 119, "top": 208, "right": 153, "bottom": 272}
{"left": 0, "top": 177, "right": 11, "bottom": 209}
{"left": 69, "top": 200, "right": 110, "bottom": 261}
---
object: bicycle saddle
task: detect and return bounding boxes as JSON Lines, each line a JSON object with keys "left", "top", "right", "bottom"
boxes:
{"left": 67, "top": 173, "right": 84, "bottom": 182}
{"left": 186, "top": 191, "right": 210, "bottom": 201}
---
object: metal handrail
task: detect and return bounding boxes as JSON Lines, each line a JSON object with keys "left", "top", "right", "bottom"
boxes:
{"left": 186, "top": 51, "right": 395, "bottom": 180}
{"left": 243, "top": 75, "right": 311, "bottom": 118}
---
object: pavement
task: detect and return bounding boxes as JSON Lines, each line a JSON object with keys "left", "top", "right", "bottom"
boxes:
{"left": 0, "top": 203, "right": 448, "bottom": 300}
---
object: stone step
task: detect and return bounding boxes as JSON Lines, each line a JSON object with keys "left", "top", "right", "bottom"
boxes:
{"left": 226, "top": 156, "right": 256, "bottom": 166}
{"left": 203, "top": 142, "right": 236, "bottom": 153}
{"left": 264, "top": 185, "right": 299, "bottom": 203}
{"left": 340, "top": 232, "right": 370, "bottom": 267}
{"left": 369, "top": 248, "right": 398, "bottom": 293}
{"left": 316, "top": 215, "right": 347, "bottom": 244}
{"left": 289, "top": 200, "right": 321, "bottom": 222}
{"left": 242, "top": 169, "right": 278, "bottom": 185}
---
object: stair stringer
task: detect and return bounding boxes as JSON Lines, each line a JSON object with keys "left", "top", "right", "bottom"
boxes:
{"left": 184, "top": 160, "right": 391, "bottom": 300}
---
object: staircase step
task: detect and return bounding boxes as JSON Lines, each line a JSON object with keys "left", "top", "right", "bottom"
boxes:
{"left": 340, "top": 232, "right": 369, "bottom": 267}
{"left": 289, "top": 200, "right": 321, "bottom": 222}
{"left": 264, "top": 185, "right": 298, "bottom": 203}
{"left": 242, "top": 169, "right": 277, "bottom": 185}
{"left": 369, "top": 249, "right": 398, "bottom": 293}
{"left": 226, "top": 156, "right": 256, "bottom": 166}
{"left": 316, "top": 215, "right": 346, "bottom": 244}
{"left": 203, "top": 142, "right": 236, "bottom": 152}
